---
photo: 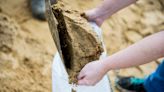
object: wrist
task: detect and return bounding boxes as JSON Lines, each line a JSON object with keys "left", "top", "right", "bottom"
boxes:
{"left": 100, "top": 57, "right": 112, "bottom": 73}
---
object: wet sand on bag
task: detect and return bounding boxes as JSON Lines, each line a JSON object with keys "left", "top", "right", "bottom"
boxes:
{"left": 51, "top": 1, "right": 103, "bottom": 83}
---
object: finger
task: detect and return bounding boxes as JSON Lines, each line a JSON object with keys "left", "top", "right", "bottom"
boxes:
{"left": 78, "top": 79, "right": 88, "bottom": 85}
{"left": 78, "top": 80, "right": 85, "bottom": 85}
{"left": 77, "top": 71, "right": 85, "bottom": 80}
{"left": 95, "top": 18, "right": 103, "bottom": 27}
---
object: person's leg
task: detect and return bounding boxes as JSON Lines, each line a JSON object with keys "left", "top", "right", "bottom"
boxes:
{"left": 144, "top": 61, "right": 164, "bottom": 92}
{"left": 30, "top": 0, "right": 56, "bottom": 20}
{"left": 31, "top": 0, "right": 46, "bottom": 20}
{"left": 116, "top": 76, "right": 146, "bottom": 92}
{"left": 116, "top": 61, "right": 164, "bottom": 92}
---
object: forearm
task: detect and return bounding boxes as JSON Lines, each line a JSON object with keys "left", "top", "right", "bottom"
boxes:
{"left": 103, "top": 31, "right": 164, "bottom": 71}
{"left": 94, "top": 0, "right": 137, "bottom": 19}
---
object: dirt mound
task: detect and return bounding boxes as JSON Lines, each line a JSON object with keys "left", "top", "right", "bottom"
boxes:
{"left": 0, "top": 0, "right": 163, "bottom": 92}
{"left": 0, "top": 13, "right": 54, "bottom": 92}
{"left": 103, "top": 0, "right": 164, "bottom": 54}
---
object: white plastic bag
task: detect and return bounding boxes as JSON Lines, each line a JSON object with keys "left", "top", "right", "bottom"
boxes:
{"left": 52, "top": 23, "right": 112, "bottom": 92}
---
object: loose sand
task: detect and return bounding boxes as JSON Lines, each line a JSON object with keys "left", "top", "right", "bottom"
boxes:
{"left": 0, "top": 0, "right": 163, "bottom": 92}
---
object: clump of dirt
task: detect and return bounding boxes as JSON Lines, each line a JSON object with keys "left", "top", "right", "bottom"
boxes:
{"left": 51, "top": 1, "right": 103, "bottom": 83}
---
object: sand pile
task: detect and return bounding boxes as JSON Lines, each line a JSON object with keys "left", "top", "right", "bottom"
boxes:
{"left": 103, "top": 0, "right": 164, "bottom": 54}
{"left": 51, "top": 1, "right": 103, "bottom": 83}
{"left": 0, "top": 13, "right": 54, "bottom": 92}
{"left": 0, "top": 0, "right": 163, "bottom": 92}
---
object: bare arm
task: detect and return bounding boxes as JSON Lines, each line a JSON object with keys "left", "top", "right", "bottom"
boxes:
{"left": 86, "top": 0, "right": 137, "bottom": 26}
{"left": 78, "top": 31, "right": 164, "bottom": 86}
{"left": 103, "top": 31, "right": 164, "bottom": 70}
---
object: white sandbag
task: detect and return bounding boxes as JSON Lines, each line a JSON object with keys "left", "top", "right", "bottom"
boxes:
{"left": 52, "top": 23, "right": 112, "bottom": 92}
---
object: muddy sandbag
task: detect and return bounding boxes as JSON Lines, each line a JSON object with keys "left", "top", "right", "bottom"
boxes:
{"left": 49, "top": 1, "right": 103, "bottom": 83}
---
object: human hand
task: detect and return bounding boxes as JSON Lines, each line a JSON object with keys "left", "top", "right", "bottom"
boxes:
{"left": 77, "top": 60, "right": 107, "bottom": 86}
{"left": 81, "top": 8, "right": 105, "bottom": 27}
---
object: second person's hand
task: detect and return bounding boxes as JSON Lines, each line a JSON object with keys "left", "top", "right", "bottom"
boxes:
{"left": 82, "top": 8, "right": 106, "bottom": 27}
{"left": 77, "top": 60, "right": 108, "bottom": 86}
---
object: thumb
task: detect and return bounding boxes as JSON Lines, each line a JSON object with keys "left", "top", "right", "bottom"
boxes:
{"left": 78, "top": 78, "right": 88, "bottom": 85}
{"left": 77, "top": 71, "right": 87, "bottom": 85}
{"left": 95, "top": 18, "right": 103, "bottom": 27}
{"left": 77, "top": 71, "right": 85, "bottom": 80}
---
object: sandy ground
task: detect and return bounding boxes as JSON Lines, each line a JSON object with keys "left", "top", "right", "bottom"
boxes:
{"left": 0, "top": 0, "right": 164, "bottom": 92}
{"left": 0, "top": 0, "right": 56, "bottom": 91}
